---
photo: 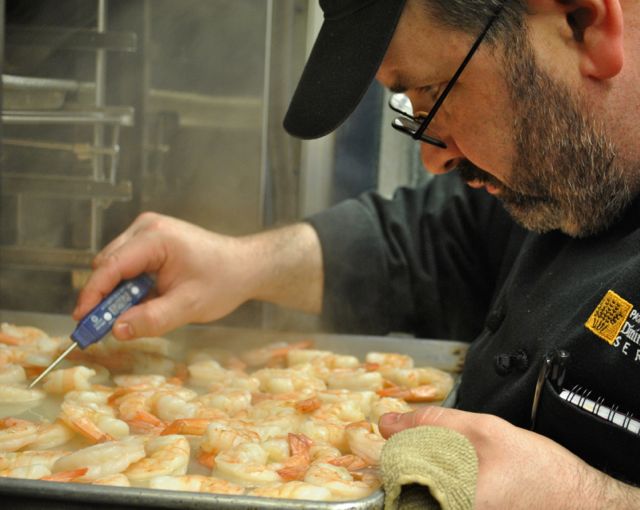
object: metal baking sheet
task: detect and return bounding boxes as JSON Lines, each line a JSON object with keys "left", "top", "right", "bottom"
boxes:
{"left": 0, "top": 310, "right": 468, "bottom": 509}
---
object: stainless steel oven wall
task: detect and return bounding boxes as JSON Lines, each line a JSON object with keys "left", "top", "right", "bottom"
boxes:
{"left": 0, "top": 0, "right": 309, "bottom": 322}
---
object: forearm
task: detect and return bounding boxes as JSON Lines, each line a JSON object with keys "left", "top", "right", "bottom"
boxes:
{"left": 546, "top": 455, "right": 640, "bottom": 510}
{"left": 242, "top": 222, "right": 324, "bottom": 315}
{"left": 597, "top": 472, "right": 640, "bottom": 509}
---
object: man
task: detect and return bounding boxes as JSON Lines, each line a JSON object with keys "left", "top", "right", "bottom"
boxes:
{"left": 75, "top": 0, "right": 640, "bottom": 507}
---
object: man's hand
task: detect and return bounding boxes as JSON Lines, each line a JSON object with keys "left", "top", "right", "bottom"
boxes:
{"left": 73, "top": 212, "right": 323, "bottom": 339}
{"left": 379, "top": 407, "right": 640, "bottom": 510}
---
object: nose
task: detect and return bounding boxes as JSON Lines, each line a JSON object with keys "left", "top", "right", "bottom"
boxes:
{"left": 419, "top": 136, "right": 465, "bottom": 174}
{"left": 404, "top": 93, "right": 465, "bottom": 174}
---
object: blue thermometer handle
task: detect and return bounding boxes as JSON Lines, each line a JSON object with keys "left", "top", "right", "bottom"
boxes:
{"left": 71, "top": 273, "right": 154, "bottom": 349}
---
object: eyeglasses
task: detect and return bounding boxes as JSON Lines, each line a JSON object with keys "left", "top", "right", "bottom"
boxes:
{"left": 389, "top": 2, "right": 507, "bottom": 149}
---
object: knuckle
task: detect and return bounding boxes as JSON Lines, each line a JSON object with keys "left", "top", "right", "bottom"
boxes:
{"left": 136, "top": 299, "right": 174, "bottom": 338}
{"left": 136, "top": 211, "right": 158, "bottom": 223}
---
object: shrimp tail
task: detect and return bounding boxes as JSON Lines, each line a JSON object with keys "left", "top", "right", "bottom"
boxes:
{"left": 197, "top": 450, "right": 216, "bottom": 469}
{"left": 328, "top": 454, "right": 369, "bottom": 471}
{"left": 41, "top": 467, "right": 89, "bottom": 482}
{"left": 161, "top": 418, "right": 210, "bottom": 436}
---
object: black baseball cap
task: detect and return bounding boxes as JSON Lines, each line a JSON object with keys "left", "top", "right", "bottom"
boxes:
{"left": 283, "top": 0, "right": 408, "bottom": 139}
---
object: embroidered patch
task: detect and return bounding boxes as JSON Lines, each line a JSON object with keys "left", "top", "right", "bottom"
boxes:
{"left": 585, "top": 290, "right": 633, "bottom": 345}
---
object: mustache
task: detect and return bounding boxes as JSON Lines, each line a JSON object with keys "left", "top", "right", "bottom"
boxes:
{"left": 454, "top": 160, "right": 551, "bottom": 208}
{"left": 455, "top": 160, "right": 503, "bottom": 189}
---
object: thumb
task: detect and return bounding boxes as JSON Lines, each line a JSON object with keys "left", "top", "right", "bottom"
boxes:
{"left": 110, "top": 293, "right": 188, "bottom": 340}
{"left": 379, "top": 406, "right": 457, "bottom": 438}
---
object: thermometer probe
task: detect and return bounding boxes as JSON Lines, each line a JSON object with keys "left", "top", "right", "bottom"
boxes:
{"left": 28, "top": 274, "right": 154, "bottom": 388}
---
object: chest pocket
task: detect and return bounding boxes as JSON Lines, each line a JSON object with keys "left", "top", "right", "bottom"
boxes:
{"left": 535, "top": 379, "right": 640, "bottom": 486}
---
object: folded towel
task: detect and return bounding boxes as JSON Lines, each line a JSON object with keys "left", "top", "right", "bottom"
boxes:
{"left": 380, "top": 425, "right": 478, "bottom": 510}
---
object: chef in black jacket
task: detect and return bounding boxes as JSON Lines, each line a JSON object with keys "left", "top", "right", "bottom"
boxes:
{"left": 76, "top": 0, "right": 640, "bottom": 506}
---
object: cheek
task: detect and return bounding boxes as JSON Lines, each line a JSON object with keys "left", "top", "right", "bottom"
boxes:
{"left": 449, "top": 101, "right": 516, "bottom": 177}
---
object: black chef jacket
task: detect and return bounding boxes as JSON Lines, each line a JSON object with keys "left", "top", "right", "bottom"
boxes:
{"left": 307, "top": 172, "right": 640, "bottom": 485}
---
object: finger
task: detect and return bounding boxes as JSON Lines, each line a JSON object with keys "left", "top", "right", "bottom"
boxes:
{"left": 92, "top": 233, "right": 130, "bottom": 269}
{"left": 379, "top": 406, "right": 469, "bottom": 438}
{"left": 110, "top": 289, "right": 196, "bottom": 339}
{"left": 92, "top": 214, "right": 153, "bottom": 268}
{"left": 73, "top": 236, "right": 165, "bottom": 320}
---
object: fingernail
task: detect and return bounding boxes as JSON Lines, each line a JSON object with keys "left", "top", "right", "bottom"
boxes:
{"left": 113, "top": 322, "right": 133, "bottom": 340}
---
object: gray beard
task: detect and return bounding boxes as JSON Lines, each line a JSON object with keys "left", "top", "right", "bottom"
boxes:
{"left": 456, "top": 30, "right": 633, "bottom": 238}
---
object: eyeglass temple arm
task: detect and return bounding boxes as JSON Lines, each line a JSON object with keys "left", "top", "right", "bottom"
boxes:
{"left": 414, "top": 3, "right": 507, "bottom": 140}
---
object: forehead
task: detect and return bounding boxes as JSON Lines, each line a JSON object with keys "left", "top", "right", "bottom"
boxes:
{"left": 377, "top": 0, "right": 475, "bottom": 90}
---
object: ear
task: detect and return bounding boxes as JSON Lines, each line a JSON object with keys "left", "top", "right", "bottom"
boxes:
{"left": 559, "top": 0, "right": 624, "bottom": 79}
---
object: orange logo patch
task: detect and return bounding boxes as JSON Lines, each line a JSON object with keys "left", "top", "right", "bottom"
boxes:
{"left": 585, "top": 290, "right": 633, "bottom": 345}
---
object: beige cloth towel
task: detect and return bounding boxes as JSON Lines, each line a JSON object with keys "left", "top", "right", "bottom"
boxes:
{"left": 380, "top": 425, "right": 478, "bottom": 510}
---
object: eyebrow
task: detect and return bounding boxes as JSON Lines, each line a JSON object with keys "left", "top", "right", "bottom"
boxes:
{"left": 388, "top": 80, "right": 409, "bottom": 94}
{"left": 388, "top": 76, "right": 437, "bottom": 95}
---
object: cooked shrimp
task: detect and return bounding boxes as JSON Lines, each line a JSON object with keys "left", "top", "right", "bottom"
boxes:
{"left": 186, "top": 359, "right": 225, "bottom": 388}
{"left": 328, "top": 454, "right": 369, "bottom": 471}
{"left": 80, "top": 364, "right": 111, "bottom": 385}
{"left": 286, "top": 349, "right": 360, "bottom": 370}
{"left": 130, "top": 352, "right": 177, "bottom": 377}
{"left": 41, "top": 467, "right": 88, "bottom": 482}
{"left": 59, "top": 400, "right": 129, "bottom": 443}
{"left": 312, "top": 400, "right": 367, "bottom": 424}
{"left": 365, "top": 352, "right": 414, "bottom": 369}
{"left": 64, "top": 388, "right": 113, "bottom": 406}
{"left": 369, "top": 396, "right": 413, "bottom": 423}
{"left": 42, "top": 366, "right": 96, "bottom": 394}
{"left": 148, "top": 474, "right": 245, "bottom": 494}
{"left": 248, "top": 395, "right": 306, "bottom": 420}
{"left": 345, "top": 421, "right": 385, "bottom": 466}
{"left": 90, "top": 473, "right": 131, "bottom": 486}
{"left": 125, "top": 435, "right": 190, "bottom": 487}
{"left": 118, "top": 391, "right": 173, "bottom": 427}
{"left": 186, "top": 347, "right": 246, "bottom": 370}
{"left": 29, "top": 421, "right": 75, "bottom": 450}
{"left": 317, "top": 389, "right": 379, "bottom": 417}
{"left": 298, "top": 417, "right": 348, "bottom": 452}
{"left": 214, "top": 441, "right": 285, "bottom": 486}
{"left": 0, "top": 344, "right": 57, "bottom": 371}
{"left": 0, "top": 418, "right": 40, "bottom": 451}
{"left": 326, "top": 369, "right": 383, "bottom": 391}
{"left": 153, "top": 391, "right": 221, "bottom": 422}
{"left": 67, "top": 347, "right": 134, "bottom": 375}
{"left": 193, "top": 389, "right": 252, "bottom": 416}
{"left": 249, "top": 480, "right": 333, "bottom": 501}
{"left": 291, "top": 395, "right": 321, "bottom": 414}
{"left": 252, "top": 368, "right": 326, "bottom": 394}
{"left": 276, "top": 433, "right": 313, "bottom": 481}
{"left": 245, "top": 414, "right": 304, "bottom": 441}
{"left": 113, "top": 374, "right": 168, "bottom": 388}
{"left": 52, "top": 436, "right": 146, "bottom": 480}
{"left": 0, "top": 384, "right": 46, "bottom": 411}
{"left": 0, "top": 364, "right": 26, "bottom": 385}
{"left": 378, "top": 367, "right": 454, "bottom": 402}
{"left": 308, "top": 443, "right": 342, "bottom": 463}
{"left": 0, "top": 450, "right": 69, "bottom": 471}
{"left": 304, "top": 462, "right": 380, "bottom": 500}
{"left": 201, "top": 422, "right": 260, "bottom": 457}
{"left": 111, "top": 336, "right": 171, "bottom": 356}
{"left": 0, "top": 323, "right": 49, "bottom": 346}
{"left": 1, "top": 464, "right": 52, "bottom": 479}
{"left": 241, "top": 340, "right": 314, "bottom": 368}
{"left": 161, "top": 417, "right": 220, "bottom": 436}
{"left": 206, "top": 374, "right": 260, "bottom": 393}
{"left": 259, "top": 436, "right": 291, "bottom": 463}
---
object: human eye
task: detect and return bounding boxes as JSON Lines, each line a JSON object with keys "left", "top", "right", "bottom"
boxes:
{"left": 417, "top": 83, "right": 443, "bottom": 101}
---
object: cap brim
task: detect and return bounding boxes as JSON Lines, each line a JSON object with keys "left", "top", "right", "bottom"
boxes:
{"left": 283, "top": 0, "right": 407, "bottom": 139}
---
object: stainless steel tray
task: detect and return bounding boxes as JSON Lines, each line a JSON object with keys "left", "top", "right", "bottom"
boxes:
{"left": 0, "top": 310, "right": 468, "bottom": 510}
